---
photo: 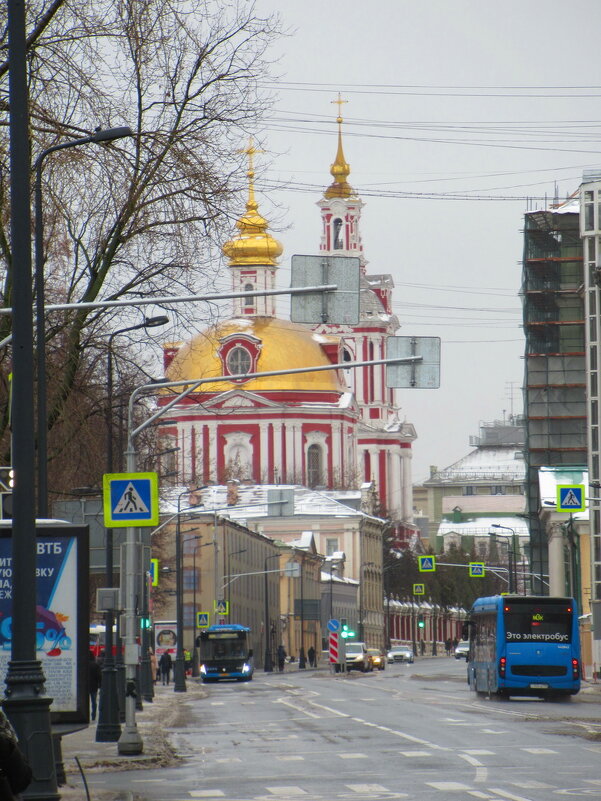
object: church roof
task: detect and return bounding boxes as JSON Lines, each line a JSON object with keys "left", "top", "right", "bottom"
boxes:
{"left": 166, "top": 316, "right": 348, "bottom": 393}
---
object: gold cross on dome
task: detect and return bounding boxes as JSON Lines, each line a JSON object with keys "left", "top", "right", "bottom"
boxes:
{"left": 331, "top": 93, "right": 348, "bottom": 122}
{"left": 239, "top": 138, "right": 264, "bottom": 176}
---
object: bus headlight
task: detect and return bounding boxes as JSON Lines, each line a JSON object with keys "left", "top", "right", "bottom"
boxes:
{"left": 242, "top": 663, "right": 250, "bottom": 673}
{"left": 200, "top": 664, "right": 207, "bottom": 675}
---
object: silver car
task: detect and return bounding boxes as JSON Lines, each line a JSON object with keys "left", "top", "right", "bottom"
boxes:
{"left": 387, "top": 645, "right": 414, "bottom": 664}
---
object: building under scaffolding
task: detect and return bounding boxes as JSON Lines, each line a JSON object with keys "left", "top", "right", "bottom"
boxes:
{"left": 521, "top": 197, "right": 586, "bottom": 592}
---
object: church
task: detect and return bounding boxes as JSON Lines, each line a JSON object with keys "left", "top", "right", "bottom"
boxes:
{"left": 159, "top": 112, "right": 418, "bottom": 540}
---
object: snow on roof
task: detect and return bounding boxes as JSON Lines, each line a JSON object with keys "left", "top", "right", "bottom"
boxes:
{"left": 438, "top": 516, "right": 529, "bottom": 538}
{"left": 426, "top": 446, "right": 525, "bottom": 484}
{"left": 161, "top": 483, "right": 381, "bottom": 522}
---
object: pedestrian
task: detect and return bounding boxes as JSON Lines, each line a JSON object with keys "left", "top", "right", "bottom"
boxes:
{"left": 159, "top": 651, "right": 173, "bottom": 685}
{"left": 277, "top": 644, "right": 286, "bottom": 672}
{"left": 308, "top": 646, "right": 316, "bottom": 667}
{"left": 184, "top": 648, "right": 192, "bottom": 676}
{"left": 445, "top": 638, "right": 452, "bottom": 656}
{"left": 149, "top": 649, "right": 158, "bottom": 684}
{"left": 88, "top": 651, "right": 102, "bottom": 721}
{"left": 452, "top": 637, "right": 458, "bottom": 650}
{"left": 0, "top": 708, "right": 32, "bottom": 800}
{"left": 419, "top": 640, "right": 425, "bottom": 656}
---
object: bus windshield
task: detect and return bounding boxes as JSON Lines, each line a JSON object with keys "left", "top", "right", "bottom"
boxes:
{"left": 503, "top": 599, "right": 573, "bottom": 644}
{"left": 200, "top": 634, "right": 248, "bottom": 661}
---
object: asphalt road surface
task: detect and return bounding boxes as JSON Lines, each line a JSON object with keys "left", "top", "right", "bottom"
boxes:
{"left": 85, "top": 658, "right": 601, "bottom": 801}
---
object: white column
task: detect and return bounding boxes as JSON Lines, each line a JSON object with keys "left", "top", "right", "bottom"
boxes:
{"left": 401, "top": 449, "right": 413, "bottom": 522}
{"left": 285, "top": 423, "right": 295, "bottom": 481}
{"left": 207, "top": 421, "right": 217, "bottom": 483}
{"left": 548, "top": 522, "right": 566, "bottom": 596}
{"left": 259, "top": 421, "right": 269, "bottom": 482}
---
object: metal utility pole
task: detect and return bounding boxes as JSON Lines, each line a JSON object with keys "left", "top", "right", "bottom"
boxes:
{"left": 4, "top": 1, "right": 58, "bottom": 796}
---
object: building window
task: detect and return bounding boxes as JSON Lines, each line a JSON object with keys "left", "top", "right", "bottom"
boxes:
{"left": 333, "top": 218, "right": 343, "bottom": 249}
{"left": 463, "top": 486, "right": 474, "bottom": 496}
{"left": 326, "top": 538, "right": 338, "bottom": 556}
{"left": 243, "top": 283, "right": 255, "bottom": 311}
{"left": 307, "top": 444, "right": 322, "bottom": 488}
{"left": 491, "top": 486, "right": 505, "bottom": 495}
{"left": 226, "top": 346, "right": 251, "bottom": 377}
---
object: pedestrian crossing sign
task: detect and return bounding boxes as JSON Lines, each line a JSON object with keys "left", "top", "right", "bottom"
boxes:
{"left": 197, "top": 612, "right": 209, "bottom": 628}
{"left": 413, "top": 583, "right": 425, "bottom": 595}
{"left": 102, "top": 472, "right": 159, "bottom": 527}
{"left": 418, "top": 555, "right": 436, "bottom": 572}
{"left": 469, "top": 562, "right": 486, "bottom": 577}
{"left": 556, "top": 484, "right": 586, "bottom": 513}
{"left": 214, "top": 599, "right": 229, "bottom": 615}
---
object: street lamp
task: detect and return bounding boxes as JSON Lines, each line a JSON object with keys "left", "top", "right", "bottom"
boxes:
{"left": 97, "top": 314, "right": 168, "bottom": 742}
{"left": 34, "top": 125, "right": 133, "bottom": 517}
{"left": 491, "top": 524, "right": 518, "bottom": 593}
{"left": 264, "top": 553, "right": 280, "bottom": 672}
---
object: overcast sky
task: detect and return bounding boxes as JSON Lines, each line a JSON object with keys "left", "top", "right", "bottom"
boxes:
{"left": 215, "top": 1, "right": 601, "bottom": 483}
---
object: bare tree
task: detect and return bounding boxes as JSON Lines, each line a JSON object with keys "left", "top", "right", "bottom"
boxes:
{"left": 0, "top": 0, "right": 281, "bottom": 493}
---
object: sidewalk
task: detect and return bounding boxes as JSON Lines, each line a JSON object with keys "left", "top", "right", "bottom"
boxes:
{"left": 59, "top": 680, "right": 204, "bottom": 800}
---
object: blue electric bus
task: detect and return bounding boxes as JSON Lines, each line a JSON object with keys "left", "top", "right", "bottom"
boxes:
{"left": 197, "top": 624, "right": 253, "bottom": 683}
{"left": 466, "top": 595, "right": 581, "bottom": 699}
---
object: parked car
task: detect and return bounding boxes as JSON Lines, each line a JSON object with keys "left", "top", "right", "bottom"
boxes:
{"left": 367, "top": 648, "right": 386, "bottom": 670}
{"left": 387, "top": 645, "right": 414, "bottom": 664}
{"left": 345, "top": 641, "right": 372, "bottom": 672}
{"left": 454, "top": 641, "right": 470, "bottom": 660}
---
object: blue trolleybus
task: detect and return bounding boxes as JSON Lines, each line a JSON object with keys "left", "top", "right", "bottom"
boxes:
{"left": 466, "top": 595, "right": 581, "bottom": 699}
{"left": 198, "top": 624, "right": 253, "bottom": 683}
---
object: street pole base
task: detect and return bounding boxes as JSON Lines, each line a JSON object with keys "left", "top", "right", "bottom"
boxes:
{"left": 117, "top": 725, "right": 143, "bottom": 755}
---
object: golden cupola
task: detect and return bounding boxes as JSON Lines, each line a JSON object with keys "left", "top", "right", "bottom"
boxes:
{"left": 324, "top": 96, "right": 354, "bottom": 199}
{"left": 222, "top": 142, "right": 283, "bottom": 267}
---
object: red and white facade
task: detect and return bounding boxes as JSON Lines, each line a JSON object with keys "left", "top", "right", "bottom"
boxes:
{"left": 159, "top": 129, "right": 417, "bottom": 532}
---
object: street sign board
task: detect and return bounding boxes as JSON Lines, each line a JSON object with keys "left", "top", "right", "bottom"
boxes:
{"left": 102, "top": 471, "right": 159, "bottom": 527}
{"left": 197, "top": 612, "right": 209, "bottom": 628}
{"left": 214, "top": 599, "right": 229, "bottom": 615}
{"left": 149, "top": 558, "right": 159, "bottom": 586}
{"left": 469, "top": 562, "right": 486, "bottom": 577}
{"left": 418, "top": 555, "right": 436, "bottom": 572}
{"left": 386, "top": 336, "right": 441, "bottom": 389}
{"left": 556, "top": 484, "right": 586, "bottom": 512}
{"left": 290, "top": 254, "right": 360, "bottom": 325}
{"left": 327, "top": 618, "right": 340, "bottom": 632}
{"left": 413, "top": 583, "right": 425, "bottom": 595}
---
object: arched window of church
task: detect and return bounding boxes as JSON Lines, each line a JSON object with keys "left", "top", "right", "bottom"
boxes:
{"left": 332, "top": 218, "right": 343, "bottom": 250}
{"left": 307, "top": 444, "right": 322, "bottom": 488}
{"left": 244, "top": 283, "right": 255, "bottom": 310}
{"left": 226, "top": 346, "right": 251, "bottom": 377}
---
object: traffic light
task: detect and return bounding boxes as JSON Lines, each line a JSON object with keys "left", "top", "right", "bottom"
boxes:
{"left": 417, "top": 615, "right": 425, "bottom": 629}
{"left": 140, "top": 616, "right": 152, "bottom": 630}
{"left": 0, "top": 467, "right": 13, "bottom": 520}
{"left": 340, "top": 618, "right": 355, "bottom": 639}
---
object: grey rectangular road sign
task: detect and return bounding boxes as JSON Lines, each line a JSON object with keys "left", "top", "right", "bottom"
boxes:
{"left": 290, "top": 254, "right": 360, "bottom": 325}
{"left": 386, "top": 336, "right": 441, "bottom": 388}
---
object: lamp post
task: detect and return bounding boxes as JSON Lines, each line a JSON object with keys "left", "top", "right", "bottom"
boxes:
{"left": 264, "top": 553, "right": 280, "bottom": 672}
{"left": 5, "top": 4, "right": 59, "bottom": 795}
{"left": 491, "top": 524, "right": 518, "bottom": 593}
{"left": 34, "top": 125, "right": 133, "bottom": 518}
{"left": 97, "top": 314, "right": 168, "bottom": 742}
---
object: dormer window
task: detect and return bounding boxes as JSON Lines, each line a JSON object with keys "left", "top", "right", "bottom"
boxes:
{"left": 226, "top": 346, "right": 252, "bottom": 377}
{"left": 243, "top": 283, "right": 255, "bottom": 313}
{"left": 218, "top": 332, "right": 262, "bottom": 382}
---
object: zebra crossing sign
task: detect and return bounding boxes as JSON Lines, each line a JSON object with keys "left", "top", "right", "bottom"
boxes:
{"left": 556, "top": 484, "right": 586, "bottom": 513}
{"left": 103, "top": 472, "right": 159, "bottom": 527}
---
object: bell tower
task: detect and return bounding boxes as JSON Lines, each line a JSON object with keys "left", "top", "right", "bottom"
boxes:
{"left": 317, "top": 95, "right": 366, "bottom": 270}
{"left": 222, "top": 141, "right": 283, "bottom": 317}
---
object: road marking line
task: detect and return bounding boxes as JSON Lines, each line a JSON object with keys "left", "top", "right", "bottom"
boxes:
{"left": 338, "top": 753, "right": 368, "bottom": 759}
{"left": 277, "top": 755, "right": 305, "bottom": 761}
{"left": 189, "top": 792, "right": 226, "bottom": 798}
{"left": 521, "top": 748, "right": 556, "bottom": 754}
{"left": 427, "top": 781, "right": 472, "bottom": 790}
{"left": 346, "top": 784, "right": 391, "bottom": 793}
{"left": 463, "top": 750, "right": 494, "bottom": 756}
{"left": 399, "top": 750, "right": 432, "bottom": 757}
{"left": 488, "top": 789, "right": 540, "bottom": 801}
{"left": 265, "top": 787, "right": 307, "bottom": 796}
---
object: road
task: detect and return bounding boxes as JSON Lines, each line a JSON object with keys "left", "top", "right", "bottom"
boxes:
{"left": 86, "top": 658, "right": 601, "bottom": 801}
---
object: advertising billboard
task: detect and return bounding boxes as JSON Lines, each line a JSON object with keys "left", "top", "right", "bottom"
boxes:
{"left": 0, "top": 522, "right": 89, "bottom": 723}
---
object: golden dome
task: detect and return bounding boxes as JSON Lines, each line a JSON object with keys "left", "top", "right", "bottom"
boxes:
{"left": 222, "top": 142, "right": 283, "bottom": 267}
{"left": 324, "top": 98, "right": 354, "bottom": 199}
{"left": 166, "top": 317, "right": 346, "bottom": 393}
